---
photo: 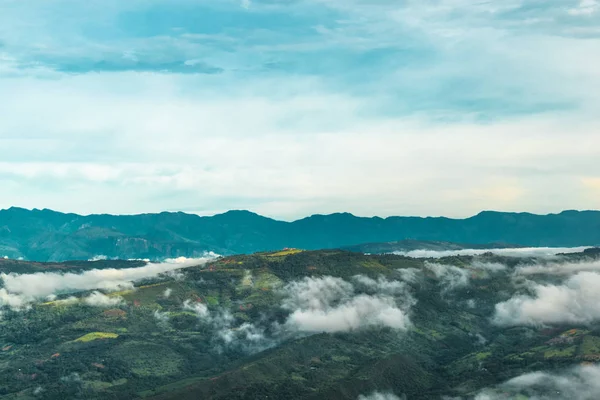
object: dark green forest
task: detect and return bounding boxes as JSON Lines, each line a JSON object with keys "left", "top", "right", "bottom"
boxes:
{"left": 1, "top": 249, "right": 600, "bottom": 399}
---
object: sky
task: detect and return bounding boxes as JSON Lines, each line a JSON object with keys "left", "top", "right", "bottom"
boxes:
{"left": 0, "top": 0, "right": 599, "bottom": 220}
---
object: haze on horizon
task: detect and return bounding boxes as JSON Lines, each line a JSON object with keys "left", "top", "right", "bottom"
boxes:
{"left": 1, "top": 0, "right": 599, "bottom": 220}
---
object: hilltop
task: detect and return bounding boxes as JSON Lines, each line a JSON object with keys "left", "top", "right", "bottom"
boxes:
{"left": 1, "top": 248, "right": 600, "bottom": 399}
{"left": 1, "top": 208, "right": 600, "bottom": 261}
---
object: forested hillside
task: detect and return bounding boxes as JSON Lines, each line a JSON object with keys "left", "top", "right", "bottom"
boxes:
{"left": 1, "top": 248, "right": 600, "bottom": 399}
{"left": 1, "top": 207, "right": 599, "bottom": 261}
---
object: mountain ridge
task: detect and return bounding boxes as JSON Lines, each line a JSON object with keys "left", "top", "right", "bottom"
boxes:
{"left": 1, "top": 207, "right": 599, "bottom": 261}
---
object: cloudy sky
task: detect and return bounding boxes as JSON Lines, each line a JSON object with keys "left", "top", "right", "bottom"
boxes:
{"left": 1, "top": 0, "right": 599, "bottom": 220}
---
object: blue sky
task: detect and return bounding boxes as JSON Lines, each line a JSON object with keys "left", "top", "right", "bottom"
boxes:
{"left": 0, "top": 0, "right": 599, "bottom": 219}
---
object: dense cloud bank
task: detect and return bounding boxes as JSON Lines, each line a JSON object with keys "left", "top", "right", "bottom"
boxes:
{"left": 0, "top": 256, "right": 216, "bottom": 310}
{"left": 358, "top": 392, "right": 402, "bottom": 400}
{"left": 493, "top": 271, "right": 600, "bottom": 326}
{"left": 517, "top": 260, "right": 600, "bottom": 276}
{"left": 393, "top": 247, "right": 591, "bottom": 259}
{"left": 474, "top": 365, "right": 600, "bottom": 400}
{"left": 282, "top": 276, "right": 413, "bottom": 333}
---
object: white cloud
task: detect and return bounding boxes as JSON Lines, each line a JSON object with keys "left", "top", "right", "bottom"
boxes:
{"left": 1, "top": 256, "right": 214, "bottom": 299}
{"left": 358, "top": 392, "right": 402, "bottom": 400}
{"left": 163, "top": 288, "right": 173, "bottom": 298}
{"left": 83, "top": 291, "right": 123, "bottom": 307}
{"left": 493, "top": 271, "right": 600, "bottom": 326}
{"left": 0, "top": 255, "right": 215, "bottom": 310}
{"left": 282, "top": 276, "right": 354, "bottom": 311}
{"left": 286, "top": 294, "right": 411, "bottom": 333}
{"left": 424, "top": 262, "right": 470, "bottom": 291}
{"left": 517, "top": 259, "right": 600, "bottom": 276}
{"left": 470, "top": 261, "right": 507, "bottom": 272}
{"left": 353, "top": 275, "right": 409, "bottom": 295}
{"left": 217, "top": 322, "right": 275, "bottom": 353}
{"left": 569, "top": 0, "right": 598, "bottom": 15}
{"left": 0, "top": 288, "right": 31, "bottom": 310}
{"left": 154, "top": 309, "right": 169, "bottom": 323}
{"left": 182, "top": 299, "right": 209, "bottom": 318}
{"left": 0, "top": 2, "right": 599, "bottom": 219}
{"left": 397, "top": 268, "right": 421, "bottom": 283}
{"left": 392, "top": 247, "right": 591, "bottom": 259}
{"left": 282, "top": 276, "right": 412, "bottom": 333}
{"left": 475, "top": 365, "right": 600, "bottom": 400}
{"left": 88, "top": 255, "right": 108, "bottom": 261}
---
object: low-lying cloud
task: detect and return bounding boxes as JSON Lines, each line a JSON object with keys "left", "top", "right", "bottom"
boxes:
{"left": 475, "top": 365, "right": 600, "bottom": 400}
{"left": 84, "top": 291, "right": 123, "bottom": 307}
{"left": 424, "top": 262, "right": 470, "bottom": 291}
{"left": 517, "top": 259, "right": 600, "bottom": 276}
{"left": 358, "top": 392, "right": 402, "bottom": 400}
{"left": 0, "top": 255, "right": 216, "bottom": 310}
{"left": 183, "top": 300, "right": 209, "bottom": 318}
{"left": 393, "top": 247, "right": 591, "bottom": 259}
{"left": 493, "top": 271, "right": 600, "bottom": 326}
{"left": 282, "top": 276, "right": 413, "bottom": 333}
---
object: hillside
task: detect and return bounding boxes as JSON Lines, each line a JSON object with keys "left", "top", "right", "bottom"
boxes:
{"left": 1, "top": 208, "right": 600, "bottom": 261}
{"left": 1, "top": 248, "right": 600, "bottom": 399}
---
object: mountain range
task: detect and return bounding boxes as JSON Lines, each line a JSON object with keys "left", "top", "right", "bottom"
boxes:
{"left": 3, "top": 248, "right": 600, "bottom": 399}
{"left": 1, "top": 207, "right": 599, "bottom": 261}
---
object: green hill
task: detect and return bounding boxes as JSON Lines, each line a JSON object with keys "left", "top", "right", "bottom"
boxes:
{"left": 1, "top": 248, "right": 600, "bottom": 399}
{"left": 1, "top": 207, "right": 600, "bottom": 261}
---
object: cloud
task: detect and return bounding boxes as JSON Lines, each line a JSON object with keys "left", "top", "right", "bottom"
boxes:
{"left": 154, "top": 310, "right": 169, "bottom": 324}
{"left": 286, "top": 295, "right": 411, "bottom": 333}
{"left": 0, "top": 255, "right": 215, "bottom": 310}
{"left": 397, "top": 268, "right": 421, "bottom": 283}
{"left": 182, "top": 300, "right": 209, "bottom": 318}
{"left": 475, "top": 364, "right": 600, "bottom": 400}
{"left": 88, "top": 255, "right": 108, "bottom": 261}
{"left": 470, "top": 261, "right": 507, "bottom": 272}
{"left": 218, "top": 322, "right": 276, "bottom": 354}
{"left": 353, "top": 275, "right": 409, "bottom": 295}
{"left": 392, "top": 247, "right": 592, "bottom": 259}
{"left": 0, "top": 288, "right": 31, "bottom": 310}
{"left": 517, "top": 259, "right": 600, "bottom": 276}
{"left": 0, "top": 1, "right": 599, "bottom": 218}
{"left": 83, "top": 291, "right": 123, "bottom": 307}
{"left": 358, "top": 392, "right": 402, "bottom": 400}
{"left": 424, "top": 262, "right": 470, "bottom": 291}
{"left": 1, "top": 256, "right": 213, "bottom": 298}
{"left": 282, "top": 276, "right": 354, "bottom": 311}
{"left": 569, "top": 0, "right": 599, "bottom": 16}
{"left": 282, "top": 276, "right": 412, "bottom": 333}
{"left": 163, "top": 288, "right": 173, "bottom": 298}
{"left": 493, "top": 271, "right": 600, "bottom": 326}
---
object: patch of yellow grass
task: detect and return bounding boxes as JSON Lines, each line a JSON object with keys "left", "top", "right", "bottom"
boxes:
{"left": 74, "top": 332, "right": 119, "bottom": 343}
{"left": 107, "top": 290, "right": 135, "bottom": 297}
{"left": 138, "top": 282, "right": 168, "bottom": 290}
{"left": 266, "top": 249, "right": 304, "bottom": 257}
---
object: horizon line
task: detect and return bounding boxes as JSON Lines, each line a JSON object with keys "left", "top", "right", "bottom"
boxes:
{"left": 1, "top": 206, "right": 597, "bottom": 223}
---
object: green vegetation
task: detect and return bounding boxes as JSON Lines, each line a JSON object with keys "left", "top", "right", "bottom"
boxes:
{"left": 1, "top": 249, "right": 600, "bottom": 399}
{"left": 544, "top": 346, "right": 577, "bottom": 358}
{"left": 74, "top": 332, "right": 120, "bottom": 343}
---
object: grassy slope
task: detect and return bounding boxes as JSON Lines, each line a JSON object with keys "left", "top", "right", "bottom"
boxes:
{"left": 1, "top": 250, "right": 600, "bottom": 399}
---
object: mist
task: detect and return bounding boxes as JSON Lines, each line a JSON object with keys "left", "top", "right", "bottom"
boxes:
{"left": 0, "top": 256, "right": 216, "bottom": 310}
{"left": 393, "top": 247, "right": 591, "bottom": 259}
{"left": 282, "top": 276, "right": 413, "bottom": 333}
{"left": 475, "top": 365, "right": 600, "bottom": 400}
{"left": 493, "top": 271, "right": 600, "bottom": 326}
{"left": 358, "top": 392, "right": 402, "bottom": 400}
{"left": 517, "top": 259, "right": 600, "bottom": 276}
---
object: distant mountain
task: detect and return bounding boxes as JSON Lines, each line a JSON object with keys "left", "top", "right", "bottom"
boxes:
{"left": 1, "top": 207, "right": 599, "bottom": 261}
